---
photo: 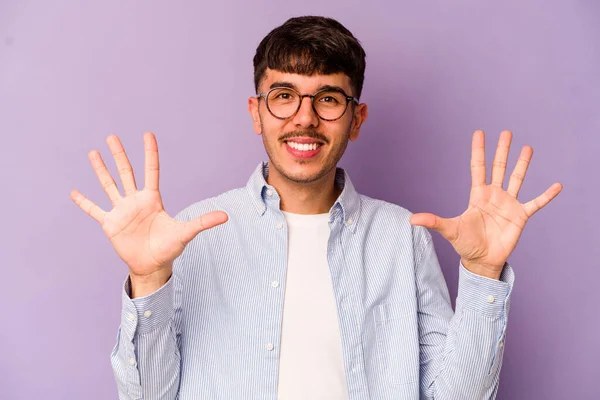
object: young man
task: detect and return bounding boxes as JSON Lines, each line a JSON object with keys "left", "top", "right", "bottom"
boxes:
{"left": 71, "top": 16, "right": 562, "bottom": 400}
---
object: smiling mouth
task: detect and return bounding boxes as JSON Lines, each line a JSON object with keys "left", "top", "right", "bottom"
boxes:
{"left": 284, "top": 140, "right": 324, "bottom": 151}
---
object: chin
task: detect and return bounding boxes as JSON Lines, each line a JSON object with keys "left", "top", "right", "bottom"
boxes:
{"left": 282, "top": 162, "right": 330, "bottom": 184}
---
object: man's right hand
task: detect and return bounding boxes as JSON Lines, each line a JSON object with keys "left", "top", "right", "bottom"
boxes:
{"left": 70, "top": 132, "right": 229, "bottom": 298}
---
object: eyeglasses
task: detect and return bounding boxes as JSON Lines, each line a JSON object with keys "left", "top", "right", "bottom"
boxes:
{"left": 256, "top": 87, "right": 358, "bottom": 121}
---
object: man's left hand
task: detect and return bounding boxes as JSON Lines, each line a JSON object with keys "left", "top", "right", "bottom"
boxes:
{"left": 410, "top": 130, "right": 563, "bottom": 280}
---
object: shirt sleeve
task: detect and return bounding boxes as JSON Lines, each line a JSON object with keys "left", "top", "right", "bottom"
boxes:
{"left": 415, "top": 227, "right": 514, "bottom": 400}
{"left": 110, "top": 274, "right": 181, "bottom": 400}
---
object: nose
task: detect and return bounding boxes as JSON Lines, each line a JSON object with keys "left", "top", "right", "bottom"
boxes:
{"left": 292, "top": 96, "right": 319, "bottom": 128}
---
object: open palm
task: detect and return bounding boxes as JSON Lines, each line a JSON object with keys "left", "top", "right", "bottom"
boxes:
{"left": 410, "top": 130, "right": 562, "bottom": 279}
{"left": 70, "top": 133, "right": 228, "bottom": 281}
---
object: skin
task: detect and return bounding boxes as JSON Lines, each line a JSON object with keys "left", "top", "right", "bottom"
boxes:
{"left": 70, "top": 70, "right": 562, "bottom": 299}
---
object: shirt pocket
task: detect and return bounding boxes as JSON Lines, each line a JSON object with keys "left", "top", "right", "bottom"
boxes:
{"left": 374, "top": 301, "right": 419, "bottom": 386}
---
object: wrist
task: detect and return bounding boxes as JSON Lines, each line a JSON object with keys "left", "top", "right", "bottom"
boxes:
{"left": 130, "top": 267, "right": 172, "bottom": 298}
{"left": 461, "top": 259, "right": 503, "bottom": 280}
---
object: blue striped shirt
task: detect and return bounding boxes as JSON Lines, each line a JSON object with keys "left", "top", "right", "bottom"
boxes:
{"left": 111, "top": 161, "right": 514, "bottom": 400}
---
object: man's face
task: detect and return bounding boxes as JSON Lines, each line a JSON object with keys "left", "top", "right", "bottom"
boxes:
{"left": 248, "top": 68, "right": 368, "bottom": 185}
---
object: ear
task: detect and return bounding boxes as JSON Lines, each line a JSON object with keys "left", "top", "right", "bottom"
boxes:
{"left": 248, "top": 97, "right": 262, "bottom": 135}
{"left": 349, "top": 103, "right": 368, "bottom": 142}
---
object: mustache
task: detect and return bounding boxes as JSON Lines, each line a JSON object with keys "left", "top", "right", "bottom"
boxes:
{"left": 280, "top": 130, "right": 329, "bottom": 144}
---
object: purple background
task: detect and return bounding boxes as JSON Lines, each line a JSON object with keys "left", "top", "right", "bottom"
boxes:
{"left": 1, "top": 1, "right": 598, "bottom": 399}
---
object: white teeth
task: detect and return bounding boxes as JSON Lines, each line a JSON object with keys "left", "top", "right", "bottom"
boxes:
{"left": 287, "top": 141, "right": 320, "bottom": 151}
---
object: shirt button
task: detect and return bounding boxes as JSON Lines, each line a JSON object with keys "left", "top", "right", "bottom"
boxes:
{"left": 127, "top": 313, "right": 135, "bottom": 321}
{"left": 144, "top": 310, "right": 152, "bottom": 318}
{"left": 487, "top": 295, "right": 495, "bottom": 303}
{"left": 276, "top": 223, "right": 284, "bottom": 230}
{"left": 499, "top": 340, "right": 504, "bottom": 348}
{"left": 266, "top": 343, "right": 274, "bottom": 351}
{"left": 266, "top": 189, "right": 273, "bottom": 196}
{"left": 347, "top": 218, "right": 353, "bottom": 226}
{"left": 271, "top": 281, "right": 280, "bottom": 288}
{"left": 129, "top": 358, "right": 136, "bottom": 366}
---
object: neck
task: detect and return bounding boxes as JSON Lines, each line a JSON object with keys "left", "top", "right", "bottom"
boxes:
{"left": 266, "top": 161, "right": 342, "bottom": 214}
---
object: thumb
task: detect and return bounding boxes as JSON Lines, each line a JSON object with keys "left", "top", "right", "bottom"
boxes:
{"left": 410, "top": 213, "right": 455, "bottom": 240}
{"left": 179, "top": 211, "right": 229, "bottom": 245}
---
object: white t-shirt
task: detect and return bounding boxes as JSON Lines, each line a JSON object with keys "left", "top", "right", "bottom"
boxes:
{"left": 276, "top": 211, "right": 349, "bottom": 400}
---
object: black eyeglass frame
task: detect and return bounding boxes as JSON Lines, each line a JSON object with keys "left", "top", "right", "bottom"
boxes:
{"left": 256, "top": 87, "right": 359, "bottom": 121}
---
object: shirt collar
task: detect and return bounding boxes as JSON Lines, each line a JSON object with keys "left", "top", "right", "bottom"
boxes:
{"left": 245, "top": 161, "right": 360, "bottom": 233}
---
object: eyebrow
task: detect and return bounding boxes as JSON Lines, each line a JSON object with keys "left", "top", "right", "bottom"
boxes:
{"left": 268, "top": 81, "right": 351, "bottom": 96}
